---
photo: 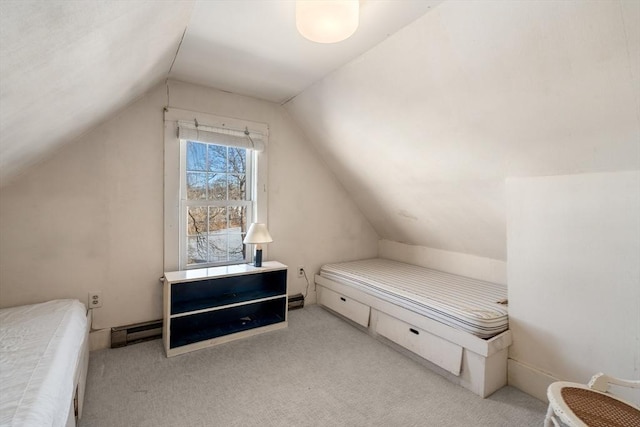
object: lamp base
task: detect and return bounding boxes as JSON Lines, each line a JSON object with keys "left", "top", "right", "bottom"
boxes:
{"left": 254, "top": 249, "right": 263, "bottom": 267}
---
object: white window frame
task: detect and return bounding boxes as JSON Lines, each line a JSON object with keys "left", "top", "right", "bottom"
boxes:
{"left": 164, "top": 108, "right": 269, "bottom": 271}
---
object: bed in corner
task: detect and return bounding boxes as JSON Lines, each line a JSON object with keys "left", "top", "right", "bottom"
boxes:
{"left": 315, "top": 258, "right": 511, "bottom": 398}
{"left": 0, "top": 299, "right": 91, "bottom": 427}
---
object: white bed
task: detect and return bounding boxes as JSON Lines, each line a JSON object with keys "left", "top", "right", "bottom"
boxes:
{"left": 316, "top": 258, "right": 512, "bottom": 397}
{"left": 0, "top": 299, "right": 90, "bottom": 427}
{"left": 320, "top": 258, "right": 508, "bottom": 339}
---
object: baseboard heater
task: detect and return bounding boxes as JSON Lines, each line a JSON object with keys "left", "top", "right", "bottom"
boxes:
{"left": 288, "top": 293, "right": 304, "bottom": 310}
{"left": 111, "top": 319, "right": 162, "bottom": 348}
{"left": 111, "top": 295, "right": 302, "bottom": 348}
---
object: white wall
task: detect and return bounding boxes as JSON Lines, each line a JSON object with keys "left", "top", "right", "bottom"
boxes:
{"left": 378, "top": 240, "right": 506, "bottom": 285}
{"left": 0, "top": 80, "right": 379, "bottom": 333}
{"left": 506, "top": 171, "right": 640, "bottom": 403}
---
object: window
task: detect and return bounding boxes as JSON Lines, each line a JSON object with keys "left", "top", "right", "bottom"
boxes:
{"left": 164, "top": 109, "right": 268, "bottom": 271}
{"left": 183, "top": 141, "right": 252, "bottom": 266}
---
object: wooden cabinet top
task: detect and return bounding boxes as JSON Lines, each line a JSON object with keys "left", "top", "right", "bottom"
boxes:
{"left": 164, "top": 261, "right": 287, "bottom": 284}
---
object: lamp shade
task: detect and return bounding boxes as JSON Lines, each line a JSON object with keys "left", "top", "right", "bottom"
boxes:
{"left": 243, "top": 223, "right": 273, "bottom": 244}
{"left": 296, "top": 0, "right": 359, "bottom": 44}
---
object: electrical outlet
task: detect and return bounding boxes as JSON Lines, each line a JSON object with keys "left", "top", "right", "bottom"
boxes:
{"left": 88, "top": 291, "right": 103, "bottom": 309}
{"left": 297, "top": 266, "right": 305, "bottom": 278}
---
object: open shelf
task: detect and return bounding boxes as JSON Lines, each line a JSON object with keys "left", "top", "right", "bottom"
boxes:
{"left": 170, "top": 297, "right": 286, "bottom": 348}
{"left": 170, "top": 270, "right": 287, "bottom": 315}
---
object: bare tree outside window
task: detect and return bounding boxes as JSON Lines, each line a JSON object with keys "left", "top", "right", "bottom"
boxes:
{"left": 185, "top": 142, "right": 249, "bottom": 266}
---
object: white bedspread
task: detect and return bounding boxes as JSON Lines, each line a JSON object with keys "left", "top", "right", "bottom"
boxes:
{"left": 0, "top": 299, "right": 87, "bottom": 427}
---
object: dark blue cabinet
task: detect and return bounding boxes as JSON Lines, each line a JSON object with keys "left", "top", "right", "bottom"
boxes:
{"left": 163, "top": 261, "right": 288, "bottom": 356}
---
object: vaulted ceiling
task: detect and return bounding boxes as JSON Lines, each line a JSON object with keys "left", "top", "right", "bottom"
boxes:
{"left": 170, "top": 0, "right": 442, "bottom": 103}
{"left": 0, "top": 0, "right": 441, "bottom": 185}
{"left": 284, "top": 0, "right": 640, "bottom": 259}
{"left": 0, "top": 0, "right": 194, "bottom": 184}
{"left": 1, "top": 0, "right": 638, "bottom": 262}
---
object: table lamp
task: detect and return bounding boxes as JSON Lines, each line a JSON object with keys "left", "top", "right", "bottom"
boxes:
{"left": 243, "top": 223, "right": 273, "bottom": 267}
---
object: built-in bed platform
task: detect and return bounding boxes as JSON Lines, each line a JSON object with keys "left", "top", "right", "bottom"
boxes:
{"left": 315, "top": 258, "right": 512, "bottom": 397}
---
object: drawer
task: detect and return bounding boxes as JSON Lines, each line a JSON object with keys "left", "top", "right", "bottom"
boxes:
{"left": 318, "top": 286, "right": 370, "bottom": 327}
{"left": 375, "top": 311, "right": 463, "bottom": 375}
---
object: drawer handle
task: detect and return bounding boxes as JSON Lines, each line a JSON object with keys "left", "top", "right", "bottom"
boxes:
{"left": 340, "top": 297, "right": 346, "bottom": 302}
{"left": 409, "top": 328, "right": 419, "bottom": 335}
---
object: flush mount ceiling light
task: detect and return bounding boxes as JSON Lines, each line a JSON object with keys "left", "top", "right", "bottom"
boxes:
{"left": 296, "top": 0, "right": 359, "bottom": 43}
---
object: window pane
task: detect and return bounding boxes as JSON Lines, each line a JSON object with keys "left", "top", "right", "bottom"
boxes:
{"left": 208, "top": 145, "right": 226, "bottom": 172}
{"left": 186, "top": 142, "right": 207, "bottom": 171}
{"left": 208, "top": 174, "right": 227, "bottom": 200}
{"left": 228, "top": 235, "right": 245, "bottom": 262}
{"left": 186, "top": 172, "right": 207, "bottom": 200}
{"left": 208, "top": 207, "right": 227, "bottom": 233}
{"left": 187, "top": 236, "right": 208, "bottom": 265}
{"left": 187, "top": 207, "right": 207, "bottom": 236}
{"left": 228, "top": 147, "right": 246, "bottom": 174}
{"left": 207, "top": 235, "right": 228, "bottom": 263}
{"left": 228, "top": 174, "right": 246, "bottom": 200}
{"left": 182, "top": 140, "right": 252, "bottom": 267}
{"left": 228, "top": 205, "right": 247, "bottom": 233}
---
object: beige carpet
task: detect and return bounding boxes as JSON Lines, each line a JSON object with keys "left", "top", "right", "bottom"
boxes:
{"left": 81, "top": 305, "right": 546, "bottom": 426}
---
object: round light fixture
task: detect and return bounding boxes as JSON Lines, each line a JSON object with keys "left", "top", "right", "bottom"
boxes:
{"left": 296, "top": 0, "right": 359, "bottom": 44}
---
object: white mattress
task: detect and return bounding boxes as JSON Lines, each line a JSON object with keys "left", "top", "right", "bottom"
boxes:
{"left": 320, "top": 258, "right": 508, "bottom": 338}
{"left": 0, "top": 299, "right": 87, "bottom": 427}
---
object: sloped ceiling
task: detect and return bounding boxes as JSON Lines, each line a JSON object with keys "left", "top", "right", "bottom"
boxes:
{"left": 0, "top": 0, "right": 441, "bottom": 186}
{"left": 0, "top": 0, "right": 195, "bottom": 185}
{"left": 169, "top": 0, "right": 442, "bottom": 103}
{"left": 284, "top": 0, "right": 640, "bottom": 260}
